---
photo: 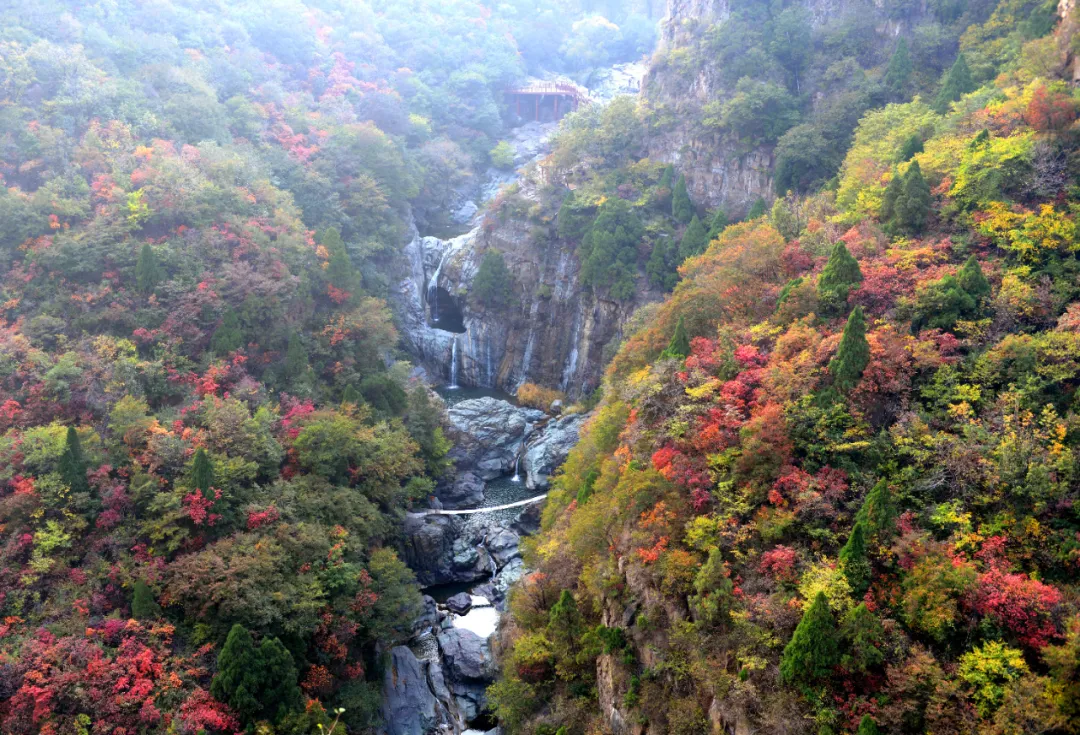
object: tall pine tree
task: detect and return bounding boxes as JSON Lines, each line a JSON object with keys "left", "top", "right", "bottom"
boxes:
{"left": 894, "top": 160, "right": 931, "bottom": 234}
{"left": 672, "top": 174, "right": 693, "bottom": 224}
{"left": 210, "top": 308, "right": 243, "bottom": 354}
{"left": 59, "top": 426, "right": 89, "bottom": 496}
{"left": 839, "top": 520, "right": 872, "bottom": 596}
{"left": 746, "top": 196, "right": 768, "bottom": 220}
{"left": 857, "top": 715, "right": 882, "bottom": 735}
{"left": 678, "top": 215, "right": 708, "bottom": 262}
{"left": 661, "top": 316, "right": 691, "bottom": 360}
{"left": 135, "top": 243, "right": 162, "bottom": 295}
{"left": 323, "top": 227, "right": 358, "bottom": 297}
{"left": 211, "top": 624, "right": 301, "bottom": 725}
{"left": 818, "top": 242, "right": 863, "bottom": 314}
{"left": 131, "top": 579, "right": 161, "bottom": 620}
{"left": 855, "top": 479, "right": 897, "bottom": 542}
{"left": 284, "top": 333, "right": 308, "bottom": 382}
{"left": 190, "top": 447, "right": 214, "bottom": 492}
{"left": 707, "top": 208, "right": 728, "bottom": 239}
{"left": 957, "top": 254, "right": 991, "bottom": 303}
{"left": 780, "top": 591, "right": 839, "bottom": 685}
{"left": 934, "top": 53, "right": 975, "bottom": 113}
{"left": 829, "top": 306, "right": 870, "bottom": 392}
{"left": 883, "top": 38, "right": 913, "bottom": 100}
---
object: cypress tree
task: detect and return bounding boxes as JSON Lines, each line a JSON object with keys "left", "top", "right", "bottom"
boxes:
{"left": 817, "top": 242, "right": 863, "bottom": 313}
{"left": 658, "top": 164, "right": 674, "bottom": 191}
{"left": 211, "top": 624, "right": 301, "bottom": 725}
{"left": 131, "top": 579, "right": 161, "bottom": 620}
{"left": 690, "top": 547, "right": 735, "bottom": 627}
{"left": 780, "top": 591, "right": 839, "bottom": 685}
{"left": 678, "top": 215, "right": 708, "bottom": 262}
{"left": 135, "top": 243, "right": 162, "bottom": 295}
{"left": 646, "top": 238, "right": 677, "bottom": 291}
{"left": 855, "top": 479, "right": 897, "bottom": 542}
{"left": 210, "top": 308, "right": 243, "bottom": 354}
{"left": 839, "top": 520, "right": 872, "bottom": 596}
{"left": 857, "top": 715, "right": 882, "bottom": 735}
{"left": 829, "top": 306, "right": 870, "bottom": 392}
{"left": 746, "top": 196, "right": 768, "bottom": 220}
{"left": 957, "top": 255, "right": 991, "bottom": 303}
{"left": 672, "top": 174, "right": 693, "bottom": 224}
{"left": 898, "top": 134, "right": 923, "bottom": 162}
{"left": 934, "top": 53, "right": 975, "bottom": 114}
{"left": 707, "top": 208, "right": 728, "bottom": 239}
{"left": 211, "top": 624, "right": 264, "bottom": 722}
{"left": 341, "top": 384, "right": 361, "bottom": 406}
{"left": 548, "top": 590, "right": 583, "bottom": 652}
{"left": 323, "top": 227, "right": 357, "bottom": 296}
{"left": 843, "top": 603, "right": 885, "bottom": 673}
{"left": 191, "top": 447, "right": 214, "bottom": 492}
{"left": 258, "top": 636, "right": 302, "bottom": 721}
{"left": 284, "top": 333, "right": 308, "bottom": 381}
{"left": 880, "top": 168, "right": 903, "bottom": 225}
{"left": 59, "top": 426, "right": 89, "bottom": 495}
{"left": 895, "top": 160, "right": 931, "bottom": 234}
{"left": 660, "top": 316, "right": 691, "bottom": 360}
{"left": 883, "top": 38, "right": 913, "bottom": 100}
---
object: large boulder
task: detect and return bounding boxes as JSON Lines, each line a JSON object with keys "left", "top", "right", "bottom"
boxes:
{"left": 437, "top": 627, "right": 496, "bottom": 721}
{"left": 447, "top": 398, "right": 545, "bottom": 479}
{"left": 436, "top": 471, "right": 485, "bottom": 509}
{"left": 483, "top": 526, "right": 521, "bottom": 570}
{"left": 402, "top": 514, "right": 492, "bottom": 586}
{"left": 523, "top": 412, "right": 589, "bottom": 489}
{"left": 380, "top": 647, "right": 440, "bottom": 735}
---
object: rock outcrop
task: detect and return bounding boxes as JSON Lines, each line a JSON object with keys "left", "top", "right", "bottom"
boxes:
{"left": 401, "top": 514, "right": 493, "bottom": 587}
{"left": 445, "top": 398, "right": 546, "bottom": 479}
{"left": 380, "top": 646, "right": 443, "bottom": 735}
{"left": 523, "top": 412, "right": 590, "bottom": 489}
{"left": 437, "top": 627, "right": 496, "bottom": 722}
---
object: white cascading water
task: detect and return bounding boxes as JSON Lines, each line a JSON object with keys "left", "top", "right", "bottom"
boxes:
{"left": 448, "top": 334, "right": 459, "bottom": 389}
{"left": 511, "top": 445, "right": 522, "bottom": 482}
{"left": 427, "top": 245, "right": 455, "bottom": 323}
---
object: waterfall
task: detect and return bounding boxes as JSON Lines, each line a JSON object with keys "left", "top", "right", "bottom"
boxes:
{"left": 560, "top": 309, "right": 583, "bottom": 392}
{"left": 511, "top": 445, "right": 522, "bottom": 482}
{"left": 448, "top": 335, "right": 459, "bottom": 389}
{"left": 427, "top": 244, "right": 455, "bottom": 323}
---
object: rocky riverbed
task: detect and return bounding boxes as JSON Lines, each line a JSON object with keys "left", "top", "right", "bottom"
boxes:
{"left": 381, "top": 394, "right": 585, "bottom": 735}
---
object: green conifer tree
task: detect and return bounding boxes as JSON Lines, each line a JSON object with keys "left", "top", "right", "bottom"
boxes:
{"left": 857, "top": 715, "right": 882, "bottom": 735}
{"left": 880, "top": 168, "right": 903, "bottom": 225}
{"left": 839, "top": 520, "right": 872, "bottom": 596}
{"left": 780, "top": 591, "right": 839, "bottom": 685}
{"left": 190, "top": 447, "right": 214, "bottom": 492}
{"left": 842, "top": 603, "right": 885, "bottom": 673}
{"left": 257, "top": 636, "right": 303, "bottom": 721}
{"left": 746, "top": 196, "right": 768, "bottom": 220}
{"left": 934, "top": 53, "right": 975, "bottom": 113}
{"left": 898, "top": 134, "right": 924, "bottom": 162}
{"left": 284, "top": 333, "right": 308, "bottom": 381}
{"left": 817, "top": 242, "right": 863, "bottom": 313}
{"left": 323, "top": 227, "right": 357, "bottom": 296}
{"left": 135, "top": 243, "right": 162, "bottom": 295}
{"left": 829, "top": 306, "right": 870, "bottom": 392}
{"left": 894, "top": 160, "right": 931, "bottom": 234}
{"left": 957, "top": 255, "right": 991, "bottom": 303}
{"left": 472, "top": 250, "right": 515, "bottom": 309}
{"left": 855, "top": 479, "right": 897, "bottom": 542}
{"left": 658, "top": 164, "right": 674, "bottom": 191}
{"left": 690, "top": 547, "right": 735, "bottom": 627}
{"left": 406, "top": 385, "right": 452, "bottom": 478}
{"left": 341, "top": 384, "right": 361, "bottom": 406}
{"left": 557, "top": 191, "right": 592, "bottom": 241}
{"left": 883, "top": 39, "right": 913, "bottom": 100}
{"left": 548, "top": 590, "right": 583, "bottom": 654}
{"left": 211, "top": 624, "right": 264, "bottom": 722}
{"left": 707, "top": 208, "right": 728, "bottom": 239}
{"left": 678, "top": 215, "right": 708, "bottom": 262}
{"left": 211, "top": 308, "right": 244, "bottom": 354}
{"left": 59, "top": 426, "right": 89, "bottom": 495}
{"left": 660, "top": 316, "right": 691, "bottom": 360}
{"left": 646, "top": 238, "right": 677, "bottom": 291}
{"left": 672, "top": 174, "right": 693, "bottom": 224}
{"left": 131, "top": 578, "right": 161, "bottom": 620}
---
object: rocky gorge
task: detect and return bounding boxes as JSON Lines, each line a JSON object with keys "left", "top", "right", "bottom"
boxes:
{"left": 381, "top": 395, "right": 585, "bottom": 735}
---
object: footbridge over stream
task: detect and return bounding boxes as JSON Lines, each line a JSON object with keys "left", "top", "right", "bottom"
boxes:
{"left": 411, "top": 494, "right": 548, "bottom": 516}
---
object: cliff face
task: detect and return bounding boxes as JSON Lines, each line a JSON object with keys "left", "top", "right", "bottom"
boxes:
{"left": 641, "top": 0, "right": 916, "bottom": 216}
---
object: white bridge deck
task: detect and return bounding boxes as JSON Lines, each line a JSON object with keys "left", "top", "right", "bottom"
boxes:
{"left": 412, "top": 494, "right": 548, "bottom": 516}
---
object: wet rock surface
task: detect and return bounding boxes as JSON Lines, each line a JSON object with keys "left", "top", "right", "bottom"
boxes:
{"left": 446, "top": 398, "right": 545, "bottom": 479}
{"left": 523, "top": 411, "right": 589, "bottom": 489}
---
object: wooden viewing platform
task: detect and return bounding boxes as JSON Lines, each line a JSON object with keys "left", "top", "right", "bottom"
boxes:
{"left": 505, "top": 82, "right": 589, "bottom": 122}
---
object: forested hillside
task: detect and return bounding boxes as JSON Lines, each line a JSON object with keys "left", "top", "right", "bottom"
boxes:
{"left": 0, "top": 1, "right": 651, "bottom": 733}
{"left": 492, "top": 3, "right": 1080, "bottom": 734}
